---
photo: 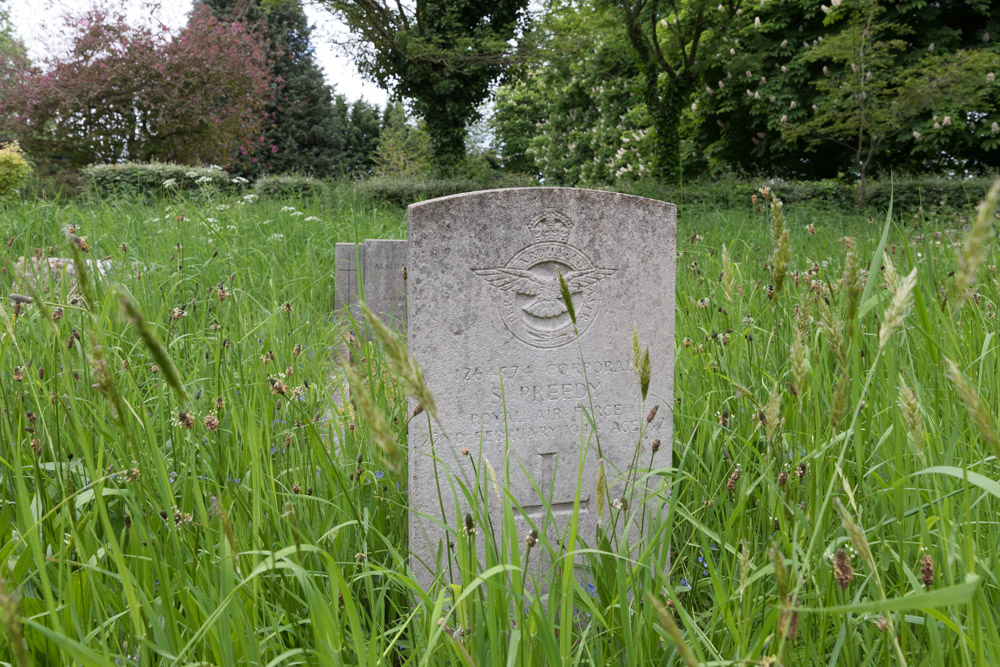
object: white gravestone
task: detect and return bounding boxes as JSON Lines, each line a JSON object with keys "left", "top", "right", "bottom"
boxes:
{"left": 406, "top": 188, "right": 676, "bottom": 587}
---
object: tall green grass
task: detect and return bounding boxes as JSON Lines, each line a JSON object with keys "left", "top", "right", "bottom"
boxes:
{"left": 0, "top": 185, "right": 997, "bottom": 666}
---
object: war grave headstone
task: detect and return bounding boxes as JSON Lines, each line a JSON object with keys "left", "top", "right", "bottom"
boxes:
{"left": 406, "top": 188, "right": 676, "bottom": 587}
{"left": 334, "top": 239, "right": 407, "bottom": 331}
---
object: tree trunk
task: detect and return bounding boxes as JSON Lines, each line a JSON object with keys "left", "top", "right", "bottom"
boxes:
{"left": 422, "top": 101, "right": 468, "bottom": 177}
{"left": 643, "top": 66, "right": 688, "bottom": 184}
{"left": 858, "top": 163, "right": 867, "bottom": 207}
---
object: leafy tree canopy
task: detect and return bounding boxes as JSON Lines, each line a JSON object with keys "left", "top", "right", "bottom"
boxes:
{"left": 14, "top": 1, "right": 274, "bottom": 169}
{"left": 316, "top": 0, "right": 532, "bottom": 174}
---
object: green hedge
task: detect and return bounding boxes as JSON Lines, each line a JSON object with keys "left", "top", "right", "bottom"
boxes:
{"left": 352, "top": 174, "right": 536, "bottom": 208}
{"left": 620, "top": 175, "right": 999, "bottom": 211}
{"left": 82, "top": 162, "right": 249, "bottom": 199}
{"left": 253, "top": 174, "right": 328, "bottom": 199}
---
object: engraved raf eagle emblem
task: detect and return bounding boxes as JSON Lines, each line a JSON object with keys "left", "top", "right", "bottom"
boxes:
{"left": 472, "top": 210, "right": 618, "bottom": 349}
{"left": 472, "top": 267, "right": 617, "bottom": 318}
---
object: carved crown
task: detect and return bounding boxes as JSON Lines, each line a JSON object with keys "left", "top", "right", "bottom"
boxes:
{"left": 528, "top": 211, "right": 574, "bottom": 243}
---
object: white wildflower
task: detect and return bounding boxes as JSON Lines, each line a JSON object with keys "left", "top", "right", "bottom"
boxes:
{"left": 754, "top": 16, "right": 761, "bottom": 28}
{"left": 913, "top": 131, "right": 922, "bottom": 140}
{"left": 162, "top": 178, "right": 177, "bottom": 188}
{"left": 216, "top": 204, "right": 230, "bottom": 211}
{"left": 185, "top": 171, "right": 198, "bottom": 178}
{"left": 195, "top": 176, "right": 213, "bottom": 184}
{"left": 780, "top": 114, "right": 788, "bottom": 123}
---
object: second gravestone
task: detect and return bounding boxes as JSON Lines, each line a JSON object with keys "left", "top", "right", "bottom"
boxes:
{"left": 335, "top": 239, "right": 407, "bottom": 331}
{"left": 407, "top": 188, "right": 676, "bottom": 586}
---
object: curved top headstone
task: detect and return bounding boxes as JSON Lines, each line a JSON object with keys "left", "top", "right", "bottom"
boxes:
{"left": 406, "top": 188, "right": 676, "bottom": 588}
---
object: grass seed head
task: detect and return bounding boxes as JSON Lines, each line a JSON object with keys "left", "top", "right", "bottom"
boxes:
{"left": 177, "top": 411, "right": 194, "bottom": 429}
{"left": 920, "top": 553, "right": 934, "bottom": 587}
{"left": 558, "top": 271, "right": 577, "bottom": 326}
{"left": 878, "top": 267, "right": 918, "bottom": 351}
{"left": 952, "top": 179, "right": 1000, "bottom": 309}
{"left": 344, "top": 364, "right": 401, "bottom": 475}
{"left": 834, "top": 549, "right": 854, "bottom": 590}
{"left": 897, "top": 375, "right": 925, "bottom": 461}
{"left": 361, "top": 304, "right": 438, "bottom": 422}
{"left": 944, "top": 357, "right": 1000, "bottom": 459}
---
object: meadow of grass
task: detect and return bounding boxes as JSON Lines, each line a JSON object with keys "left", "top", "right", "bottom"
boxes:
{"left": 0, "top": 183, "right": 998, "bottom": 666}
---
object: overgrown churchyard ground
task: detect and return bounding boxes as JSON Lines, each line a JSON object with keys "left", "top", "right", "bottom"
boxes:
{"left": 1, "top": 186, "right": 1000, "bottom": 665}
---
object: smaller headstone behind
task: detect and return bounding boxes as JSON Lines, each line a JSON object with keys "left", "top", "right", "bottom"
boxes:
{"left": 335, "top": 240, "right": 407, "bottom": 331}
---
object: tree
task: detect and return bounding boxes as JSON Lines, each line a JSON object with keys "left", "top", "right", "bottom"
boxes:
{"left": 336, "top": 95, "right": 382, "bottom": 175}
{"left": 782, "top": 0, "right": 999, "bottom": 203}
{"left": 0, "top": 0, "right": 30, "bottom": 140}
{"left": 202, "top": 0, "right": 349, "bottom": 176}
{"left": 18, "top": 2, "right": 273, "bottom": 169}
{"left": 493, "top": 0, "right": 651, "bottom": 185}
{"left": 693, "top": 0, "right": 1000, "bottom": 181}
{"left": 318, "top": 0, "right": 531, "bottom": 174}
{"left": 373, "top": 101, "right": 433, "bottom": 177}
{"left": 613, "top": 0, "right": 746, "bottom": 183}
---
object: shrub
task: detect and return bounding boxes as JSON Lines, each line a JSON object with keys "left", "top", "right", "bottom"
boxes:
{"left": 619, "top": 175, "right": 999, "bottom": 212}
{"left": 81, "top": 162, "right": 247, "bottom": 199}
{"left": 353, "top": 174, "right": 536, "bottom": 208}
{"left": 0, "top": 141, "right": 31, "bottom": 200}
{"left": 253, "top": 174, "right": 328, "bottom": 199}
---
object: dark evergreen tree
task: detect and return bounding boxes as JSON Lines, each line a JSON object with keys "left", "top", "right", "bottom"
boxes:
{"left": 335, "top": 96, "right": 382, "bottom": 176}
{"left": 200, "top": 0, "right": 347, "bottom": 176}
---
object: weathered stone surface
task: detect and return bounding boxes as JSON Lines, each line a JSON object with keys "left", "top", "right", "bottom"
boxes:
{"left": 334, "top": 243, "right": 364, "bottom": 318}
{"left": 13, "top": 256, "right": 118, "bottom": 295}
{"left": 335, "top": 240, "right": 407, "bottom": 331}
{"left": 407, "top": 188, "right": 676, "bottom": 587}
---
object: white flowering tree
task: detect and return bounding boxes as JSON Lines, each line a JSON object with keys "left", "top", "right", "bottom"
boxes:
{"left": 492, "top": 0, "right": 654, "bottom": 185}
{"left": 781, "top": 0, "right": 999, "bottom": 204}
{"left": 613, "top": 0, "right": 747, "bottom": 183}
